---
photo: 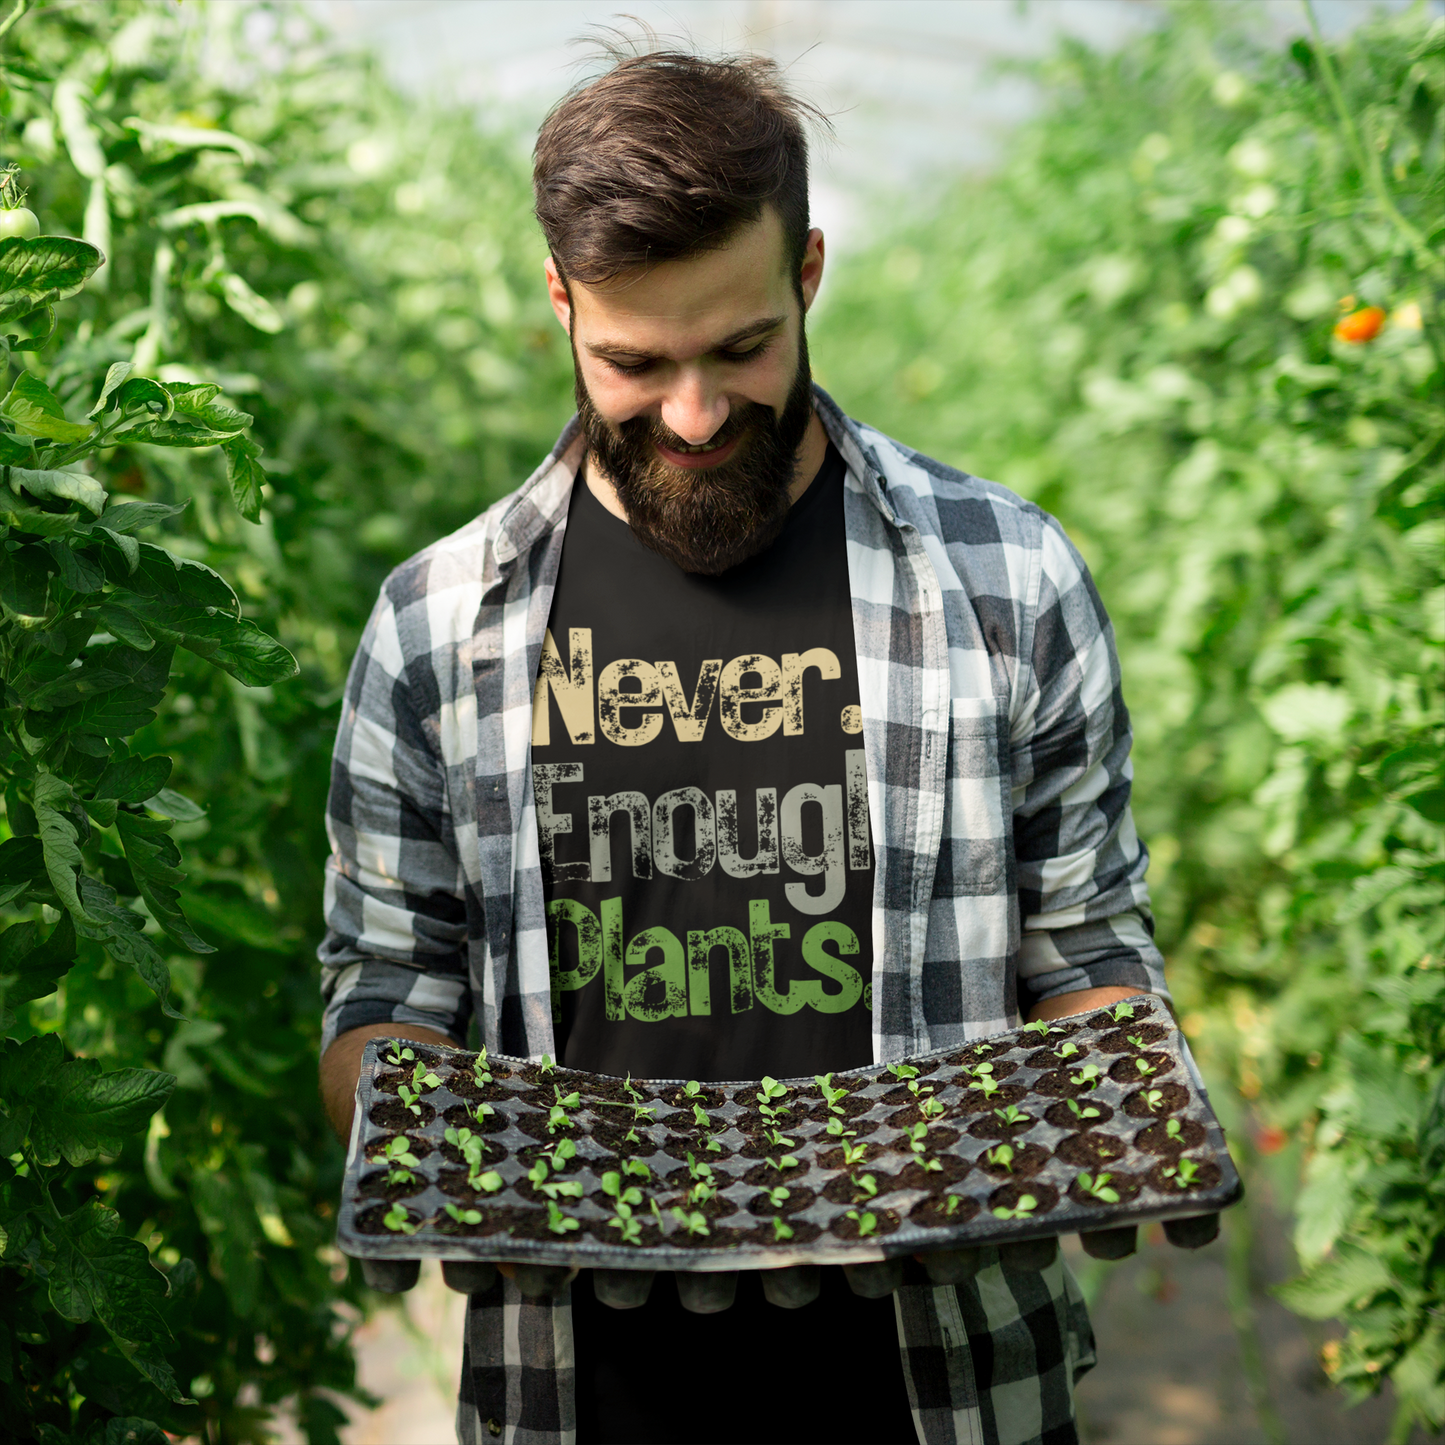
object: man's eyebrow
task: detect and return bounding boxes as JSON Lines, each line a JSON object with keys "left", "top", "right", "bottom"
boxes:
{"left": 585, "top": 315, "right": 788, "bottom": 361}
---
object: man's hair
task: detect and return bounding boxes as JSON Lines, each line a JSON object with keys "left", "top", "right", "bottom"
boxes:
{"left": 533, "top": 45, "right": 825, "bottom": 292}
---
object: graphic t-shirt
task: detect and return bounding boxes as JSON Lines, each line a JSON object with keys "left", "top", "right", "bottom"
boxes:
{"left": 535, "top": 445, "right": 913, "bottom": 1445}
{"left": 533, "top": 442, "right": 875, "bottom": 1081}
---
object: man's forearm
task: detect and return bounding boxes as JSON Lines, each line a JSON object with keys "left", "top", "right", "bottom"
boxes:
{"left": 319, "top": 1022, "right": 455, "bottom": 1143}
{"left": 1026, "top": 984, "right": 1145, "bottom": 1024}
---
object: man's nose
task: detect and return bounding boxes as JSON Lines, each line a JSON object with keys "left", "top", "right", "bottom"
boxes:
{"left": 660, "top": 371, "right": 729, "bottom": 445}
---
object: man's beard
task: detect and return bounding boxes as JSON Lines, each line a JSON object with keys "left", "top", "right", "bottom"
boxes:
{"left": 574, "top": 331, "right": 814, "bottom": 575}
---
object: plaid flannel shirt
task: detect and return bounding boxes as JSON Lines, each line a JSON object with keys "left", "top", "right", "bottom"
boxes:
{"left": 320, "top": 387, "right": 1168, "bottom": 1445}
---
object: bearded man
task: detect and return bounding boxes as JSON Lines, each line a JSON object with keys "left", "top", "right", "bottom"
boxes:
{"left": 318, "top": 45, "right": 1167, "bottom": 1445}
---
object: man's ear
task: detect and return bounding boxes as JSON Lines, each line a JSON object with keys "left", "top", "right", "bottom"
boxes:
{"left": 799, "top": 228, "right": 825, "bottom": 314}
{"left": 544, "top": 256, "right": 572, "bottom": 333}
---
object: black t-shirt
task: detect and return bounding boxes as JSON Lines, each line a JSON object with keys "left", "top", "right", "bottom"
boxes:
{"left": 535, "top": 444, "right": 913, "bottom": 1445}
{"left": 534, "top": 441, "right": 875, "bottom": 1080}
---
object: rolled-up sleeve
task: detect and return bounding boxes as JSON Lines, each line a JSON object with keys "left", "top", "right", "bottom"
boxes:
{"left": 1011, "top": 517, "right": 1168, "bottom": 1011}
{"left": 318, "top": 587, "right": 472, "bottom": 1052}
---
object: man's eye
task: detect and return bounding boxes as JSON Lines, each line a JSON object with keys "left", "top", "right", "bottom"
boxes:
{"left": 720, "top": 341, "right": 770, "bottom": 363}
{"left": 605, "top": 357, "right": 651, "bottom": 376}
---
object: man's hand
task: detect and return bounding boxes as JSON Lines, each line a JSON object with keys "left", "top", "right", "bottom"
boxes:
{"left": 319, "top": 1022, "right": 455, "bottom": 1143}
{"left": 1027, "top": 985, "right": 1148, "bottom": 1024}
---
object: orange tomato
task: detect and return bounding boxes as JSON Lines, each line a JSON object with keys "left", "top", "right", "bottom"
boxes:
{"left": 1333, "top": 306, "right": 1386, "bottom": 343}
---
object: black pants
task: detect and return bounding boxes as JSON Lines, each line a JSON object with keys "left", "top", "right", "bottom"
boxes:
{"left": 572, "top": 1265, "right": 917, "bottom": 1444}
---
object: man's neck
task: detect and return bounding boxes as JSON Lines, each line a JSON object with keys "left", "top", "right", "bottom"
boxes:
{"left": 584, "top": 405, "right": 828, "bottom": 524}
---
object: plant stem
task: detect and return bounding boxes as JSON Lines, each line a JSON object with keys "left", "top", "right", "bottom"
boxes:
{"left": 0, "top": 0, "right": 29, "bottom": 44}
{"left": 1301, "top": 0, "right": 1442, "bottom": 278}
{"left": 1224, "top": 1200, "right": 1287, "bottom": 1445}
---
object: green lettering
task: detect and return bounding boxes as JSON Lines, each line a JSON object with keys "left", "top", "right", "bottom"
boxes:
{"left": 686, "top": 926, "right": 752, "bottom": 1017}
{"left": 602, "top": 896, "right": 624, "bottom": 1022}
{"left": 801, "top": 921, "right": 864, "bottom": 1014}
{"left": 547, "top": 898, "right": 602, "bottom": 991}
{"left": 624, "top": 925, "right": 687, "bottom": 1022}
{"left": 750, "top": 898, "right": 816, "bottom": 1015}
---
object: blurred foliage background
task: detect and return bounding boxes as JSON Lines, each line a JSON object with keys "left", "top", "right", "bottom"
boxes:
{"left": 0, "top": 0, "right": 1438, "bottom": 1441}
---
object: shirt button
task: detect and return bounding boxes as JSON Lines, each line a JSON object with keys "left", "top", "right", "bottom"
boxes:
{"left": 487, "top": 1419, "right": 503, "bottom": 1438}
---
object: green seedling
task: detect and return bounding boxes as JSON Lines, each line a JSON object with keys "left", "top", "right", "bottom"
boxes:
{"left": 546, "top": 1200, "right": 579, "bottom": 1236}
{"left": 1069, "top": 1064, "right": 1103, "bottom": 1092}
{"left": 473, "top": 1047, "right": 493, "bottom": 1088}
{"left": 395, "top": 1059, "right": 443, "bottom": 1115}
{"left": 942, "top": 1194, "right": 965, "bottom": 1216}
{"left": 1126, "top": 1034, "right": 1149, "bottom": 1050}
{"left": 991, "top": 1194, "right": 1037, "bottom": 1221}
{"left": 1111, "top": 1002, "right": 1136, "bottom": 1022}
{"left": 825, "top": 1115, "right": 857, "bottom": 1138}
{"left": 545, "top": 1137, "right": 578, "bottom": 1171}
{"left": 383, "top": 1044, "right": 416, "bottom": 1068}
{"left": 601, "top": 1171, "right": 644, "bottom": 1209}
{"left": 1164, "top": 1118, "right": 1183, "bottom": 1141}
{"left": 1143, "top": 1088, "right": 1165, "bottom": 1112}
{"left": 471, "top": 1170, "right": 503, "bottom": 1194}
{"left": 994, "top": 1104, "right": 1029, "bottom": 1128}
{"left": 671, "top": 1207, "right": 710, "bottom": 1237}
{"left": 622, "top": 1073, "right": 643, "bottom": 1103}
{"left": 685, "top": 1152, "right": 713, "bottom": 1183}
{"left": 756, "top": 1075, "right": 791, "bottom": 1122}
{"left": 382, "top": 1203, "right": 417, "bottom": 1235}
{"left": 688, "top": 1177, "right": 717, "bottom": 1206}
{"left": 846, "top": 1209, "right": 878, "bottom": 1238}
{"left": 387, "top": 1164, "right": 416, "bottom": 1186}
{"left": 682, "top": 1080, "right": 703, "bottom": 1099}
{"left": 887, "top": 1062, "right": 920, "bottom": 1082}
{"left": 814, "top": 1072, "right": 850, "bottom": 1114}
{"left": 1021, "top": 1020, "right": 1050, "bottom": 1036}
{"left": 851, "top": 1173, "right": 879, "bottom": 1201}
{"left": 1134, "top": 1057, "right": 1158, "bottom": 1078}
{"left": 985, "top": 1143, "right": 1015, "bottom": 1172}
{"left": 649, "top": 1196, "right": 664, "bottom": 1224}
{"left": 765, "top": 1154, "right": 799, "bottom": 1172}
{"left": 621, "top": 1157, "right": 650, "bottom": 1181}
{"left": 970, "top": 1061, "right": 994, "bottom": 1078}
{"left": 1066, "top": 1098, "right": 1101, "bottom": 1122}
{"left": 527, "top": 1159, "right": 583, "bottom": 1202}
{"left": 538, "top": 1052, "right": 556, "bottom": 1075}
{"left": 762, "top": 1184, "right": 790, "bottom": 1209}
{"left": 905, "top": 1122, "right": 932, "bottom": 1156}
{"left": 772, "top": 1216, "right": 795, "bottom": 1242}
{"left": 918, "top": 1094, "right": 946, "bottom": 1120}
{"left": 382, "top": 1136, "right": 419, "bottom": 1169}
{"left": 546, "top": 1084, "right": 582, "bottom": 1134}
{"left": 610, "top": 1210, "right": 643, "bottom": 1244}
{"left": 763, "top": 1126, "right": 795, "bottom": 1150}
{"left": 1056, "top": 1040, "right": 1080, "bottom": 1059}
{"left": 1163, "top": 1158, "right": 1202, "bottom": 1189}
{"left": 1077, "top": 1171, "right": 1121, "bottom": 1203}
{"left": 692, "top": 1102, "right": 713, "bottom": 1132}
{"left": 444, "top": 1203, "right": 483, "bottom": 1226}
{"left": 465, "top": 1099, "right": 496, "bottom": 1125}
{"left": 838, "top": 1139, "right": 868, "bottom": 1167}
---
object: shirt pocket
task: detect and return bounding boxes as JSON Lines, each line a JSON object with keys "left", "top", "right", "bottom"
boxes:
{"left": 944, "top": 695, "right": 1010, "bottom": 897}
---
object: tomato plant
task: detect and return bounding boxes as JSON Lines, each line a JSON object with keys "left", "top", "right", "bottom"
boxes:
{"left": 815, "top": 4, "right": 1443, "bottom": 1433}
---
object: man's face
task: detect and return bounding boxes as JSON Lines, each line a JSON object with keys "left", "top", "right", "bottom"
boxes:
{"left": 546, "top": 209, "right": 825, "bottom": 574}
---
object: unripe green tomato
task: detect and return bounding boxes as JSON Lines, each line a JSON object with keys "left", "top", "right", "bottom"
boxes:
{"left": 0, "top": 208, "right": 40, "bottom": 239}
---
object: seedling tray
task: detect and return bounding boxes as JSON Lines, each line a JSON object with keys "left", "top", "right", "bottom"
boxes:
{"left": 338, "top": 995, "right": 1239, "bottom": 1275}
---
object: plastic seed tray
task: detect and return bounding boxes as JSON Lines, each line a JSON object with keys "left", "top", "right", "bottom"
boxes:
{"left": 338, "top": 995, "right": 1239, "bottom": 1284}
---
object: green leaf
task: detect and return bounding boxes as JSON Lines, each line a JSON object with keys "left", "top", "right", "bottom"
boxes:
{"left": 0, "top": 235, "right": 103, "bottom": 324}
{"left": 104, "top": 1420, "right": 170, "bottom": 1445}
{"left": 88, "top": 360, "right": 134, "bottom": 417}
{"left": 43, "top": 538, "right": 105, "bottom": 593}
{"left": 107, "top": 541, "right": 238, "bottom": 615}
{"left": 143, "top": 786, "right": 204, "bottom": 821}
{"left": 7, "top": 303, "right": 56, "bottom": 348}
{"left": 116, "top": 810, "right": 214, "bottom": 954}
{"left": 1, "top": 373, "right": 94, "bottom": 443}
{"left": 97, "top": 500, "right": 187, "bottom": 535}
{"left": 219, "top": 272, "right": 285, "bottom": 333}
{"left": 9, "top": 467, "right": 107, "bottom": 515}
{"left": 28, "top": 1058, "right": 175, "bottom": 1166}
{"left": 95, "top": 752, "right": 173, "bottom": 804}
{"left": 0, "top": 912, "right": 75, "bottom": 1004}
{"left": 0, "top": 835, "right": 43, "bottom": 882}
{"left": 0, "top": 429, "right": 33, "bottom": 465}
{"left": 1274, "top": 1241, "right": 1396, "bottom": 1319}
{"left": 74, "top": 875, "right": 182, "bottom": 1019}
{"left": 114, "top": 375, "right": 174, "bottom": 422}
{"left": 222, "top": 435, "right": 265, "bottom": 522}
{"left": 1402, "top": 788, "right": 1445, "bottom": 824}
{"left": 94, "top": 600, "right": 154, "bottom": 650}
{"left": 37, "top": 641, "right": 173, "bottom": 739}
{"left": 0, "top": 542, "right": 53, "bottom": 615}
{"left": 173, "top": 612, "right": 299, "bottom": 687}
{"left": 33, "top": 772, "right": 88, "bottom": 922}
